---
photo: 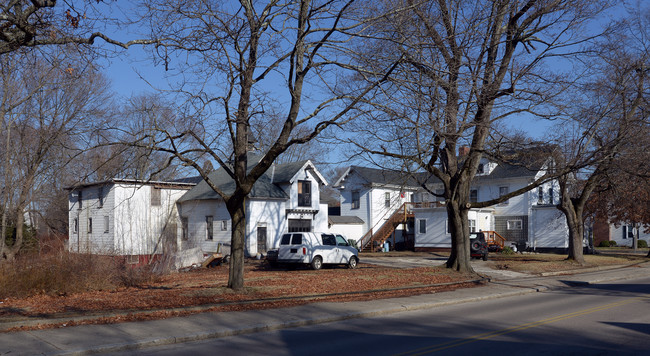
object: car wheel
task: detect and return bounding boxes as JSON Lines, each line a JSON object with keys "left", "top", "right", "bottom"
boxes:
{"left": 311, "top": 256, "right": 323, "bottom": 270}
{"left": 348, "top": 256, "right": 358, "bottom": 269}
{"left": 482, "top": 253, "right": 488, "bottom": 261}
{"left": 471, "top": 241, "right": 481, "bottom": 252}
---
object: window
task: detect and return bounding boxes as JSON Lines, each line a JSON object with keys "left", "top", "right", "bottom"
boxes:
{"left": 288, "top": 219, "right": 311, "bottom": 232}
{"left": 181, "top": 217, "right": 188, "bottom": 241}
{"left": 322, "top": 234, "right": 336, "bottom": 246}
{"left": 298, "top": 180, "right": 311, "bottom": 207}
{"left": 291, "top": 234, "right": 303, "bottom": 244}
{"left": 104, "top": 216, "right": 109, "bottom": 233}
{"left": 126, "top": 255, "right": 139, "bottom": 265}
{"left": 507, "top": 220, "right": 523, "bottom": 230}
{"left": 385, "top": 192, "right": 391, "bottom": 208}
{"left": 418, "top": 219, "right": 427, "bottom": 234}
{"left": 206, "top": 216, "right": 213, "bottom": 240}
{"left": 435, "top": 189, "right": 445, "bottom": 202}
{"left": 88, "top": 218, "right": 93, "bottom": 234}
{"left": 151, "top": 186, "right": 161, "bottom": 206}
{"left": 351, "top": 191, "right": 360, "bottom": 209}
{"left": 548, "top": 187, "right": 554, "bottom": 205}
{"left": 477, "top": 163, "right": 484, "bottom": 174}
{"left": 77, "top": 190, "right": 83, "bottom": 209}
{"left": 538, "top": 187, "right": 544, "bottom": 204}
{"left": 499, "top": 186, "right": 509, "bottom": 205}
{"left": 335, "top": 235, "right": 348, "bottom": 246}
{"left": 73, "top": 218, "right": 78, "bottom": 234}
{"left": 280, "top": 234, "right": 292, "bottom": 245}
{"left": 221, "top": 220, "right": 228, "bottom": 231}
{"left": 469, "top": 219, "right": 476, "bottom": 233}
{"left": 623, "top": 225, "right": 634, "bottom": 239}
{"left": 470, "top": 189, "right": 478, "bottom": 203}
{"left": 98, "top": 186, "right": 104, "bottom": 208}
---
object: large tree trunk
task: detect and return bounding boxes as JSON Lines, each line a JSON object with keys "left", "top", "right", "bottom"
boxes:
{"left": 559, "top": 196, "right": 586, "bottom": 265}
{"left": 445, "top": 200, "right": 473, "bottom": 273}
{"left": 2, "top": 206, "right": 25, "bottom": 261}
{"left": 226, "top": 196, "right": 247, "bottom": 290}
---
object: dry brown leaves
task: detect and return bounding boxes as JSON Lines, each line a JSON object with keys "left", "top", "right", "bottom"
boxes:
{"left": 0, "top": 260, "right": 477, "bottom": 332}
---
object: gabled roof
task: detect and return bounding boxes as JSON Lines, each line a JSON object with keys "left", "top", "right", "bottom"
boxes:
{"left": 477, "top": 146, "right": 555, "bottom": 181}
{"left": 178, "top": 158, "right": 327, "bottom": 202}
{"left": 334, "top": 146, "right": 555, "bottom": 189}
{"left": 333, "top": 166, "right": 434, "bottom": 189}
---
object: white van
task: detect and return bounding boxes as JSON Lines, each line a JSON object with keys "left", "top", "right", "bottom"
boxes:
{"left": 272, "top": 232, "right": 359, "bottom": 270}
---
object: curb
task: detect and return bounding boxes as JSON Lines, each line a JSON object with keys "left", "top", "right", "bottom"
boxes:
{"left": 54, "top": 285, "right": 542, "bottom": 356}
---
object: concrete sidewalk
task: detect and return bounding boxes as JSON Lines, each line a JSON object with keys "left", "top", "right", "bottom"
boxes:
{"left": 1, "top": 262, "right": 648, "bottom": 356}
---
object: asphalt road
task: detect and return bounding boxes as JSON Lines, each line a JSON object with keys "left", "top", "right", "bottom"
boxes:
{"left": 111, "top": 275, "right": 650, "bottom": 355}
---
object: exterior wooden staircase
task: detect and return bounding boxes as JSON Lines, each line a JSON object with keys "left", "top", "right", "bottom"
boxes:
{"left": 358, "top": 203, "right": 414, "bottom": 252}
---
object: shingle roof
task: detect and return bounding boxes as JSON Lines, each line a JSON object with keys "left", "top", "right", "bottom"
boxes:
{"left": 341, "top": 166, "right": 434, "bottom": 188}
{"left": 478, "top": 146, "right": 554, "bottom": 181}
{"left": 328, "top": 216, "right": 365, "bottom": 224}
{"left": 177, "top": 159, "right": 313, "bottom": 202}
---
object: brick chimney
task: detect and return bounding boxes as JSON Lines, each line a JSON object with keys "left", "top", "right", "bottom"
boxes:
{"left": 459, "top": 146, "right": 470, "bottom": 156}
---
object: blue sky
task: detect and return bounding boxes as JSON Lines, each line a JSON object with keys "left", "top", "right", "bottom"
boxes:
{"left": 97, "top": 1, "right": 637, "bottom": 166}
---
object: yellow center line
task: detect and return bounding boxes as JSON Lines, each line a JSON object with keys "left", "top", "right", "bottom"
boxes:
{"left": 395, "top": 296, "right": 648, "bottom": 356}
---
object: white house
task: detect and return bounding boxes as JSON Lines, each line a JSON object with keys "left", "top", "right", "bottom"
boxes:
{"left": 335, "top": 147, "right": 569, "bottom": 252}
{"left": 67, "top": 179, "right": 196, "bottom": 264}
{"left": 414, "top": 150, "right": 567, "bottom": 251}
{"left": 176, "top": 158, "right": 329, "bottom": 257}
{"left": 333, "top": 166, "right": 425, "bottom": 248}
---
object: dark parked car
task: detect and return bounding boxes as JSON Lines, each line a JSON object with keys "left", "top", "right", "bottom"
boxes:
{"left": 470, "top": 232, "right": 489, "bottom": 261}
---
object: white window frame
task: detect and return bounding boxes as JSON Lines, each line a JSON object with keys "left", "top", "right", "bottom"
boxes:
{"left": 507, "top": 219, "right": 523, "bottom": 230}
{"left": 104, "top": 216, "right": 109, "bottom": 233}
{"left": 469, "top": 219, "right": 476, "bottom": 233}
{"left": 351, "top": 191, "right": 360, "bottom": 209}
{"left": 418, "top": 219, "right": 427, "bottom": 234}
{"left": 385, "top": 192, "right": 391, "bottom": 208}
{"left": 221, "top": 220, "right": 228, "bottom": 231}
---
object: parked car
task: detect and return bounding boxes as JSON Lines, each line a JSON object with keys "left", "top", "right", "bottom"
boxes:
{"left": 470, "top": 232, "right": 489, "bottom": 261}
{"left": 267, "top": 232, "right": 359, "bottom": 270}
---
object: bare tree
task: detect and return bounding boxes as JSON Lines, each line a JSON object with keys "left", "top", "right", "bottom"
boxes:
{"left": 345, "top": 0, "right": 608, "bottom": 272}
{"left": 127, "top": 0, "right": 397, "bottom": 289}
{"left": 0, "top": 48, "right": 112, "bottom": 260}
{"left": 553, "top": 6, "right": 649, "bottom": 264}
{"left": 0, "top": 1, "right": 155, "bottom": 54}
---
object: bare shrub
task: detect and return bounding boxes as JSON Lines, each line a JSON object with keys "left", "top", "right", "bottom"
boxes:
{"left": 0, "top": 241, "right": 164, "bottom": 298}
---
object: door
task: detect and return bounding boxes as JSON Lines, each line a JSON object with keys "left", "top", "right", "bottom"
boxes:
{"left": 257, "top": 226, "right": 267, "bottom": 254}
{"left": 162, "top": 223, "right": 177, "bottom": 255}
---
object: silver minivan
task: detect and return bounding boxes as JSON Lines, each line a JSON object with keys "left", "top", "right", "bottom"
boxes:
{"left": 275, "top": 232, "right": 359, "bottom": 270}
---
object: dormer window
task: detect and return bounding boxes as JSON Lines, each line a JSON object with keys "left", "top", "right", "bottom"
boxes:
{"left": 477, "top": 164, "right": 484, "bottom": 174}
{"left": 298, "top": 180, "right": 311, "bottom": 207}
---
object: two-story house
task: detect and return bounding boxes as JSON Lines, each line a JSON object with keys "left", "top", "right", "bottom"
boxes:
{"left": 67, "top": 179, "right": 196, "bottom": 265}
{"left": 413, "top": 151, "right": 566, "bottom": 251}
{"left": 176, "top": 158, "right": 328, "bottom": 257}
{"left": 333, "top": 166, "right": 429, "bottom": 249}
{"left": 335, "top": 147, "right": 568, "bottom": 252}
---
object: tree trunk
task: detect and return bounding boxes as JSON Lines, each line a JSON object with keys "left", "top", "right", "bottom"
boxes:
{"left": 226, "top": 197, "right": 247, "bottom": 290}
{"left": 2, "top": 206, "right": 25, "bottom": 261}
{"left": 445, "top": 200, "right": 473, "bottom": 272}
{"left": 559, "top": 198, "right": 586, "bottom": 265}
